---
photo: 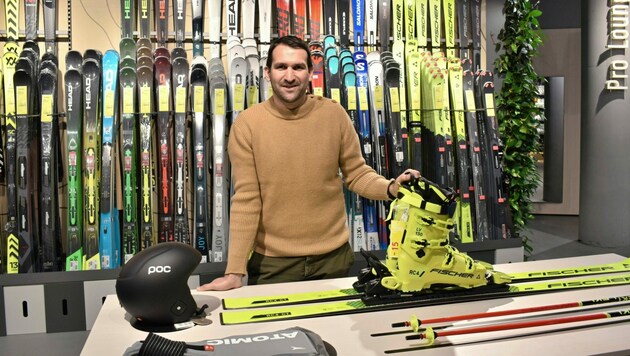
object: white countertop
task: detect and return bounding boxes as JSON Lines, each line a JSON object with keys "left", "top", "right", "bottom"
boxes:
{"left": 81, "top": 254, "right": 630, "bottom": 356}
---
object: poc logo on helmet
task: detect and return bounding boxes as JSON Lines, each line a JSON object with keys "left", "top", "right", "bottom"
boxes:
{"left": 147, "top": 266, "right": 171, "bottom": 275}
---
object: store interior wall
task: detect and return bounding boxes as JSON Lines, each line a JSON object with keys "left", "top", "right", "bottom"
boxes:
{"left": 531, "top": 29, "right": 580, "bottom": 215}
{"left": 486, "top": 0, "right": 581, "bottom": 216}
{"left": 531, "top": 0, "right": 581, "bottom": 216}
{"left": 579, "top": 1, "right": 630, "bottom": 248}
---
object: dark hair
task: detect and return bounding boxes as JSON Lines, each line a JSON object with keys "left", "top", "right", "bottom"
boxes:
{"left": 266, "top": 35, "right": 313, "bottom": 71}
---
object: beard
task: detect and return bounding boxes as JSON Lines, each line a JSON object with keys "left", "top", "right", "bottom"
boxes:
{"left": 269, "top": 79, "right": 309, "bottom": 107}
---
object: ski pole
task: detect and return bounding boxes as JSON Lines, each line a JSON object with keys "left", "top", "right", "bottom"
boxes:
{"left": 406, "top": 308, "right": 630, "bottom": 345}
{"left": 391, "top": 295, "right": 630, "bottom": 333}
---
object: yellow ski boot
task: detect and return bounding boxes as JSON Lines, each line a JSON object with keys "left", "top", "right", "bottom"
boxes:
{"left": 379, "top": 177, "right": 511, "bottom": 293}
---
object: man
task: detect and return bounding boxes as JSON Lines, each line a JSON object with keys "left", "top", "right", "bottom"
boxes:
{"left": 198, "top": 36, "right": 419, "bottom": 291}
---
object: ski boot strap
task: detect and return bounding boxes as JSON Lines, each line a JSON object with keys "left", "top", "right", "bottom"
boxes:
{"left": 417, "top": 213, "right": 455, "bottom": 232}
{"left": 404, "top": 177, "right": 456, "bottom": 211}
{"left": 401, "top": 205, "right": 454, "bottom": 232}
{"left": 413, "top": 236, "right": 450, "bottom": 249}
{"left": 443, "top": 246, "right": 476, "bottom": 270}
{"left": 397, "top": 185, "right": 457, "bottom": 218}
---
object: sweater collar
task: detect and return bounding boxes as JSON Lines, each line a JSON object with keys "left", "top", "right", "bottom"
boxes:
{"left": 264, "top": 94, "right": 317, "bottom": 120}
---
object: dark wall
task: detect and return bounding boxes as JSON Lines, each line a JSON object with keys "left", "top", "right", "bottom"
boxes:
{"left": 538, "top": 0, "right": 581, "bottom": 29}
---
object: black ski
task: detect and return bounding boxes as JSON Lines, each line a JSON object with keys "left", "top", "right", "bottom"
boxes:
{"left": 39, "top": 58, "right": 62, "bottom": 271}
{"left": 24, "top": 0, "right": 39, "bottom": 41}
{"left": 171, "top": 56, "right": 190, "bottom": 244}
{"left": 190, "top": 60, "right": 209, "bottom": 261}
{"left": 139, "top": 0, "right": 152, "bottom": 40}
{"left": 155, "top": 0, "right": 169, "bottom": 47}
{"left": 338, "top": 0, "right": 350, "bottom": 47}
{"left": 120, "top": 66, "right": 139, "bottom": 262}
{"left": 383, "top": 60, "right": 406, "bottom": 177}
{"left": 470, "top": 0, "right": 481, "bottom": 71}
{"left": 475, "top": 71, "right": 512, "bottom": 240}
{"left": 14, "top": 62, "right": 39, "bottom": 273}
{"left": 173, "top": 0, "right": 186, "bottom": 47}
{"left": 456, "top": 0, "right": 470, "bottom": 60}
{"left": 191, "top": 0, "right": 205, "bottom": 57}
{"left": 154, "top": 56, "right": 174, "bottom": 243}
{"left": 82, "top": 57, "right": 102, "bottom": 270}
{"left": 323, "top": 0, "right": 335, "bottom": 38}
{"left": 462, "top": 66, "right": 488, "bottom": 241}
{"left": 121, "top": 0, "right": 135, "bottom": 39}
{"left": 43, "top": 0, "right": 57, "bottom": 54}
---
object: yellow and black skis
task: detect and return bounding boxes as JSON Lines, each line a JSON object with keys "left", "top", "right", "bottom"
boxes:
{"left": 220, "top": 257, "right": 630, "bottom": 325}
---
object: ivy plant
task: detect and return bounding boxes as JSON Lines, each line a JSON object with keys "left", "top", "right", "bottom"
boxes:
{"left": 494, "top": 0, "right": 545, "bottom": 256}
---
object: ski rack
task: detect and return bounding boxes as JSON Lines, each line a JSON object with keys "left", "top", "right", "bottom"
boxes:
{"left": 0, "top": 30, "right": 70, "bottom": 41}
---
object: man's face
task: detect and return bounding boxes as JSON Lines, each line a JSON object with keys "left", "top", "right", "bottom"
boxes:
{"left": 265, "top": 44, "right": 313, "bottom": 109}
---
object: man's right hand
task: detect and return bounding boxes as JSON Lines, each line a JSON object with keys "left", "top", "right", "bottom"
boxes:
{"left": 197, "top": 273, "right": 244, "bottom": 291}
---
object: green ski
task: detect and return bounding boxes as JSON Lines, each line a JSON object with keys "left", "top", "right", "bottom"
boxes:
{"left": 120, "top": 66, "right": 139, "bottom": 263}
{"left": 65, "top": 67, "right": 84, "bottom": 271}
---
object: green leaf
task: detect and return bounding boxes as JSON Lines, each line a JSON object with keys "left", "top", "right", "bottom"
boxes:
{"left": 496, "top": 0, "right": 544, "bottom": 259}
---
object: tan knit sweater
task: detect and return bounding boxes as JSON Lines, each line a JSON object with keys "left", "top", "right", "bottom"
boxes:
{"left": 225, "top": 94, "right": 392, "bottom": 275}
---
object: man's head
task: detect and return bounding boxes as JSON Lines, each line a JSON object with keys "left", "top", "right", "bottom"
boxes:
{"left": 264, "top": 36, "right": 314, "bottom": 110}
{"left": 265, "top": 36, "right": 313, "bottom": 72}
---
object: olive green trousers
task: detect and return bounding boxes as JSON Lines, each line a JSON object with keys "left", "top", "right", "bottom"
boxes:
{"left": 247, "top": 242, "right": 355, "bottom": 285}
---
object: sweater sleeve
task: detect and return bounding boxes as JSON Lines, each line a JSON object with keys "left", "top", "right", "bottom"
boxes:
{"left": 337, "top": 107, "right": 392, "bottom": 200}
{"left": 225, "top": 120, "right": 261, "bottom": 275}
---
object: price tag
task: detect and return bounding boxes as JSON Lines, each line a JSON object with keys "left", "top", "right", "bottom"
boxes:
{"left": 485, "top": 93, "right": 495, "bottom": 117}
{"left": 234, "top": 84, "right": 245, "bottom": 111}
{"left": 347, "top": 86, "right": 357, "bottom": 110}
{"left": 389, "top": 88, "right": 400, "bottom": 112}
{"left": 374, "top": 86, "right": 384, "bottom": 109}
{"left": 141, "top": 86, "right": 151, "bottom": 114}
{"left": 16, "top": 86, "right": 28, "bottom": 115}
{"left": 41, "top": 94, "right": 53, "bottom": 122}
{"left": 158, "top": 85, "right": 169, "bottom": 112}
{"left": 465, "top": 90, "right": 476, "bottom": 111}
{"left": 175, "top": 87, "right": 186, "bottom": 113}
{"left": 246, "top": 86, "right": 259, "bottom": 109}
{"left": 434, "top": 84, "right": 444, "bottom": 109}
{"left": 214, "top": 88, "right": 225, "bottom": 115}
{"left": 453, "top": 91, "right": 464, "bottom": 111}
{"left": 194, "top": 86, "right": 205, "bottom": 112}
{"left": 123, "top": 87, "right": 134, "bottom": 114}
{"left": 331, "top": 88, "right": 341, "bottom": 104}
{"left": 358, "top": 87, "right": 368, "bottom": 109}
{"left": 5, "top": 84, "right": 15, "bottom": 116}
{"left": 104, "top": 90, "right": 115, "bottom": 117}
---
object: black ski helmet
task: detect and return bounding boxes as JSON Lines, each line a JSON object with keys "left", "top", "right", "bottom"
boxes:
{"left": 116, "top": 242, "right": 202, "bottom": 325}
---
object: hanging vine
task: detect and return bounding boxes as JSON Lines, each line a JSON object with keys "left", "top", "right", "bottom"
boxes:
{"left": 494, "top": 0, "right": 545, "bottom": 256}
